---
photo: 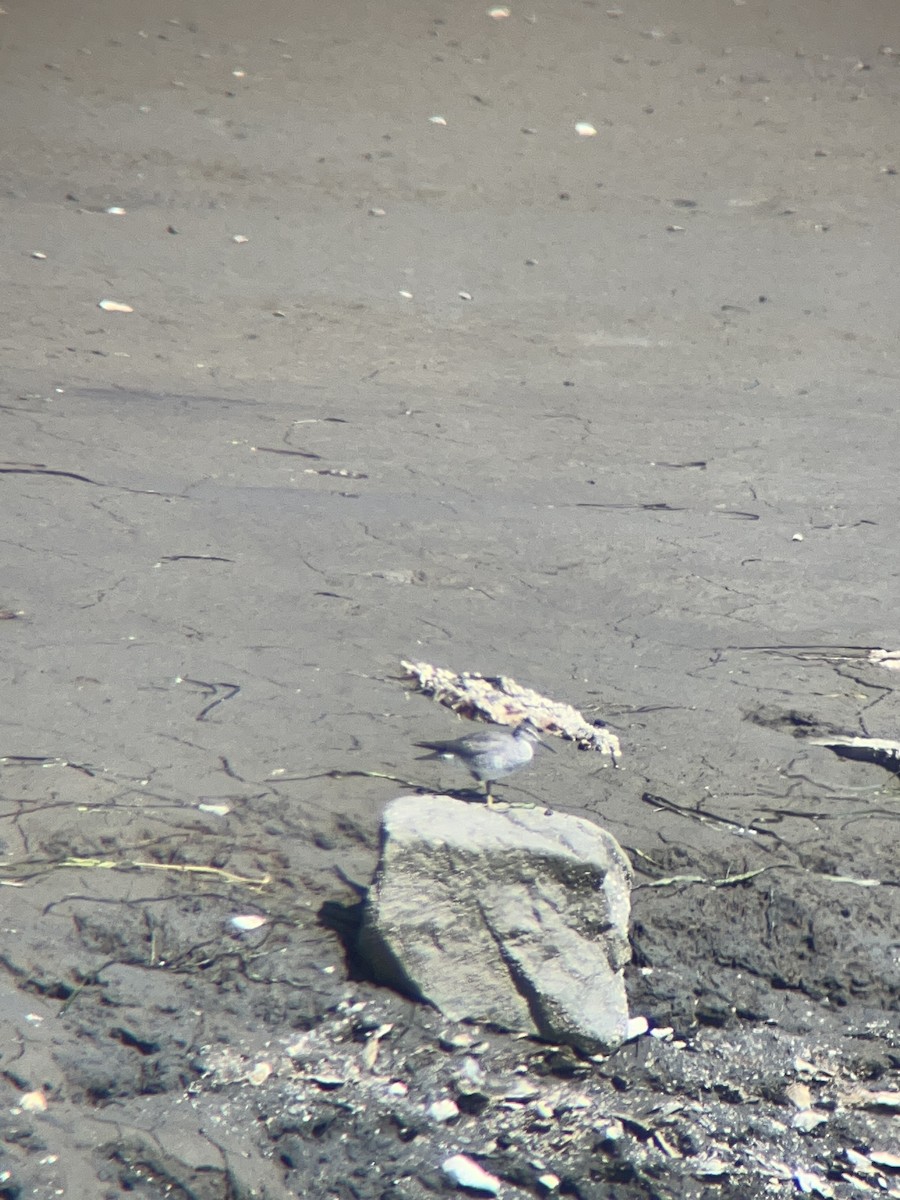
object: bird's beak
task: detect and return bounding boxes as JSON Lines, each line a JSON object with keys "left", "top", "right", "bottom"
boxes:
{"left": 526, "top": 725, "right": 556, "bottom": 753}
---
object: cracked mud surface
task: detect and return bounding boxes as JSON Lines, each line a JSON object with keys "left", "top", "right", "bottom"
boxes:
{"left": 1, "top": 1, "right": 898, "bottom": 1196}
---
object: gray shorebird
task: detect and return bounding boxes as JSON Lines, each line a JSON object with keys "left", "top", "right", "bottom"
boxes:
{"left": 414, "top": 719, "right": 546, "bottom": 804}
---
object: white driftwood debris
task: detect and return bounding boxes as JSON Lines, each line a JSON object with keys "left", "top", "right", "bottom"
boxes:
{"left": 401, "top": 660, "right": 621, "bottom": 764}
{"left": 809, "top": 735, "right": 900, "bottom": 773}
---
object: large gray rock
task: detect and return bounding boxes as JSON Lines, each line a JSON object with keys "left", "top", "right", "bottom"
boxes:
{"left": 358, "top": 796, "right": 632, "bottom": 1054}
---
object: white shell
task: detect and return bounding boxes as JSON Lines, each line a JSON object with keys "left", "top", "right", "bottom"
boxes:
{"left": 98, "top": 299, "right": 133, "bottom": 313}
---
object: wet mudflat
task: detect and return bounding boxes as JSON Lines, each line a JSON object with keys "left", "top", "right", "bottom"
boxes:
{"left": 1, "top": 1, "right": 899, "bottom": 1196}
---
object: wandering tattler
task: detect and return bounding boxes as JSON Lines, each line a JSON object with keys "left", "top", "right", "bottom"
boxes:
{"left": 414, "top": 719, "right": 547, "bottom": 804}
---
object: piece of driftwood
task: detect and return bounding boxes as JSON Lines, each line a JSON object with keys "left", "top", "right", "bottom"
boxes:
{"left": 809, "top": 735, "right": 900, "bottom": 774}
{"left": 401, "top": 660, "right": 621, "bottom": 765}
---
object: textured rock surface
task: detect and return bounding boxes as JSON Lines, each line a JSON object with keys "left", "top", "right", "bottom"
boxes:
{"left": 358, "top": 795, "right": 633, "bottom": 1053}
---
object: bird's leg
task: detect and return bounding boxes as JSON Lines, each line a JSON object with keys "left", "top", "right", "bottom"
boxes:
{"left": 484, "top": 781, "right": 495, "bottom": 807}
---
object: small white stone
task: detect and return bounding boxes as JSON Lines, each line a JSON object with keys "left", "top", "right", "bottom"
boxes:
{"left": 793, "top": 1109, "right": 828, "bottom": 1132}
{"left": 487, "top": 6, "right": 511, "bottom": 18}
{"left": 428, "top": 1098, "right": 459, "bottom": 1123}
{"left": 429, "top": 115, "right": 448, "bottom": 125}
{"left": 575, "top": 121, "right": 597, "bottom": 136}
{"left": 794, "top": 1170, "right": 833, "bottom": 1197}
{"left": 625, "top": 1015, "right": 649, "bottom": 1040}
{"left": 230, "top": 914, "right": 267, "bottom": 931}
{"left": 31, "top": 251, "right": 48, "bottom": 259}
{"left": 98, "top": 299, "right": 133, "bottom": 313}
{"left": 792, "top": 532, "right": 804, "bottom": 541}
{"left": 232, "top": 234, "right": 249, "bottom": 243}
{"left": 105, "top": 206, "right": 127, "bottom": 215}
{"left": 442, "top": 1155, "right": 500, "bottom": 1195}
{"left": 247, "top": 1061, "right": 272, "bottom": 1086}
{"left": 869, "top": 1150, "right": 900, "bottom": 1170}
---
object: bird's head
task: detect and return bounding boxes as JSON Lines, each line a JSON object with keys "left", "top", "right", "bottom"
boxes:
{"left": 515, "top": 718, "right": 555, "bottom": 750}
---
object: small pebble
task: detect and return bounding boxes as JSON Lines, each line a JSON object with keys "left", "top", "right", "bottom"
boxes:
{"left": 20, "top": 1090, "right": 48, "bottom": 1113}
{"left": 399, "top": 290, "right": 413, "bottom": 299}
{"left": 442, "top": 1155, "right": 500, "bottom": 1195}
{"left": 694, "top": 1158, "right": 729, "bottom": 1178}
{"left": 792, "top": 532, "right": 804, "bottom": 541}
{"left": 98, "top": 299, "right": 133, "bottom": 313}
{"left": 105, "top": 206, "right": 127, "bottom": 215}
{"left": 869, "top": 1151, "right": 900, "bottom": 1170}
{"left": 458, "top": 290, "right": 473, "bottom": 300}
{"left": 574, "top": 121, "right": 597, "bottom": 136}
{"left": 230, "top": 914, "right": 268, "bottom": 931}
{"left": 625, "top": 1015, "right": 649, "bottom": 1040}
{"left": 440, "top": 1031, "right": 476, "bottom": 1050}
{"left": 31, "top": 251, "right": 47, "bottom": 259}
{"left": 247, "top": 1061, "right": 272, "bottom": 1086}
{"left": 793, "top": 1110, "right": 828, "bottom": 1133}
{"left": 368, "top": 207, "right": 386, "bottom": 216}
{"left": 487, "top": 6, "right": 510, "bottom": 17}
{"left": 429, "top": 115, "right": 448, "bottom": 125}
{"left": 231, "top": 234, "right": 249, "bottom": 243}
{"left": 428, "top": 1098, "right": 459, "bottom": 1123}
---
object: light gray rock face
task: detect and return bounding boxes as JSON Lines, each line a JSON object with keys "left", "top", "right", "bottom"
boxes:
{"left": 358, "top": 796, "right": 633, "bottom": 1054}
